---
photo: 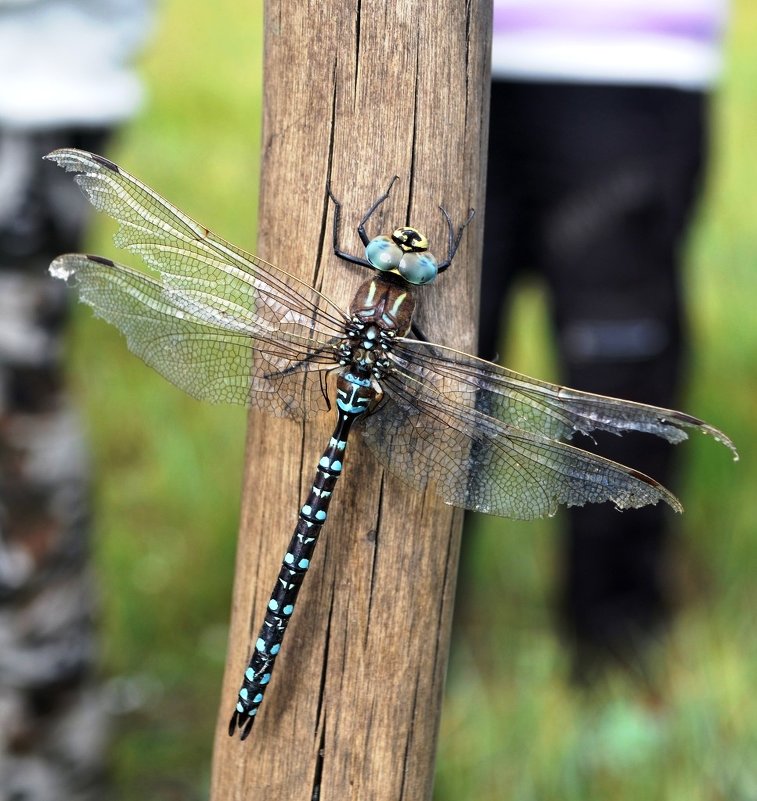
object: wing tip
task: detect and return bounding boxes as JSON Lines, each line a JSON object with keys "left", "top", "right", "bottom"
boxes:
{"left": 627, "top": 468, "right": 683, "bottom": 514}
{"left": 43, "top": 147, "right": 69, "bottom": 164}
{"left": 663, "top": 410, "right": 739, "bottom": 460}
{"left": 702, "top": 425, "right": 739, "bottom": 461}
{"left": 49, "top": 255, "right": 77, "bottom": 281}
{"left": 49, "top": 253, "right": 117, "bottom": 283}
{"left": 44, "top": 148, "right": 119, "bottom": 175}
{"left": 44, "top": 147, "right": 84, "bottom": 168}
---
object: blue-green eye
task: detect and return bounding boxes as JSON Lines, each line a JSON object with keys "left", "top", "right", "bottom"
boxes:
{"left": 398, "top": 252, "right": 438, "bottom": 285}
{"left": 366, "top": 236, "right": 402, "bottom": 271}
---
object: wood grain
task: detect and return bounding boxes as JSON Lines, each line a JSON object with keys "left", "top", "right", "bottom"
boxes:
{"left": 210, "top": 1, "right": 491, "bottom": 798}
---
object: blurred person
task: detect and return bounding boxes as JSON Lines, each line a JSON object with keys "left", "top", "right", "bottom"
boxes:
{"left": 466, "top": 0, "right": 727, "bottom": 682}
{"left": 0, "top": 1, "right": 151, "bottom": 797}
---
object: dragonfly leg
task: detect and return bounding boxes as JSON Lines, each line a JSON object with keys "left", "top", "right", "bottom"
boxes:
{"left": 410, "top": 321, "right": 430, "bottom": 342}
{"left": 436, "top": 206, "right": 475, "bottom": 273}
{"left": 327, "top": 176, "right": 400, "bottom": 268}
{"left": 355, "top": 175, "right": 400, "bottom": 245}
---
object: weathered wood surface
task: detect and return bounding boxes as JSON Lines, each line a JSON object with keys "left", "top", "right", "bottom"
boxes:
{"left": 211, "top": 1, "right": 491, "bottom": 798}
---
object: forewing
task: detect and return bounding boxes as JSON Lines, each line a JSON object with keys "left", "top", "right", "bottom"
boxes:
{"left": 391, "top": 339, "right": 738, "bottom": 458}
{"left": 45, "top": 148, "right": 349, "bottom": 348}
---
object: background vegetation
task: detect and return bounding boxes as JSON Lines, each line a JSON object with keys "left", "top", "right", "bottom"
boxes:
{"left": 64, "top": 0, "right": 755, "bottom": 797}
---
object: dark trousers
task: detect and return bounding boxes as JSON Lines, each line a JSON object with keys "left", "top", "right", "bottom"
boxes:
{"left": 474, "top": 80, "right": 708, "bottom": 676}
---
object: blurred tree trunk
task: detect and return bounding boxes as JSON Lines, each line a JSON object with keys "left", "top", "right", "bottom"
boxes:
{"left": 210, "top": 1, "right": 491, "bottom": 798}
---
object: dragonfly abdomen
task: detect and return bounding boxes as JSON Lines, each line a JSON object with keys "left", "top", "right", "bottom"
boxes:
{"left": 228, "top": 371, "right": 375, "bottom": 739}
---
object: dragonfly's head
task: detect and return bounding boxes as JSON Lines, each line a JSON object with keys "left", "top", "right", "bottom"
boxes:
{"left": 364, "top": 226, "right": 438, "bottom": 286}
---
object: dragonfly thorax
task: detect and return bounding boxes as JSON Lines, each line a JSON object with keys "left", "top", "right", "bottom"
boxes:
{"left": 349, "top": 275, "right": 416, "bottom": 336}
{"left": 337, "top": 320, "right": 393, "bottom": 379}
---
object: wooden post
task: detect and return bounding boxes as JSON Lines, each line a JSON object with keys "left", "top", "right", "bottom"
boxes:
{"left": 210, "top": 1, "right": 491, "bottom": 798}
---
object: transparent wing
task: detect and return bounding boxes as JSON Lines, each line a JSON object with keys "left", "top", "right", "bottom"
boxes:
{"left": 390, "top": 339, "right": 738, "bottom": 457}
{"left": 47, "top": 148, "right": 350, "bottom": 417}
{"left": 52, "top": 255, "right": 339, "bottom": 416}
{"left": 360, "top": 368, "right": 682, "bottom": 520}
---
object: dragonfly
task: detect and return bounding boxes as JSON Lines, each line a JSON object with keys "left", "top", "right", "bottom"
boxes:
{"left": 46, "top": 149, "right": 737, "bottom": 740}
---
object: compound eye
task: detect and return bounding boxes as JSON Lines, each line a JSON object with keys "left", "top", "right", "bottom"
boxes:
{"left": 392, "top": 227, "right": 428, "bottom": 253}
{"left": 398, "top": 251, "right": 438, "bottom": 285}
{"left": 366, "top": 235, "right": 403, "bottom": 271}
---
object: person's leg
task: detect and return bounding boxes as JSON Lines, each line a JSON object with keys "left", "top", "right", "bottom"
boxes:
{"left": 533, "top": 85, "right": 708, "bottom": 677}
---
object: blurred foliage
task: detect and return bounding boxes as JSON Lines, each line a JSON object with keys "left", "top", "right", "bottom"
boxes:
{"left": 61, "top": 0, "right": 756, "bottom": 798}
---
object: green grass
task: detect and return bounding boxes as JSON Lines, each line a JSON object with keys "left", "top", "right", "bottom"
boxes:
{"left": 63, "top": 1, "right": 756, "bottom": 798}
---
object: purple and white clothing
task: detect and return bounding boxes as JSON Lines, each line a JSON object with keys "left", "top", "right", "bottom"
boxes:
{"left": 492, "top": 0, "right": 727, "bottom": 88}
